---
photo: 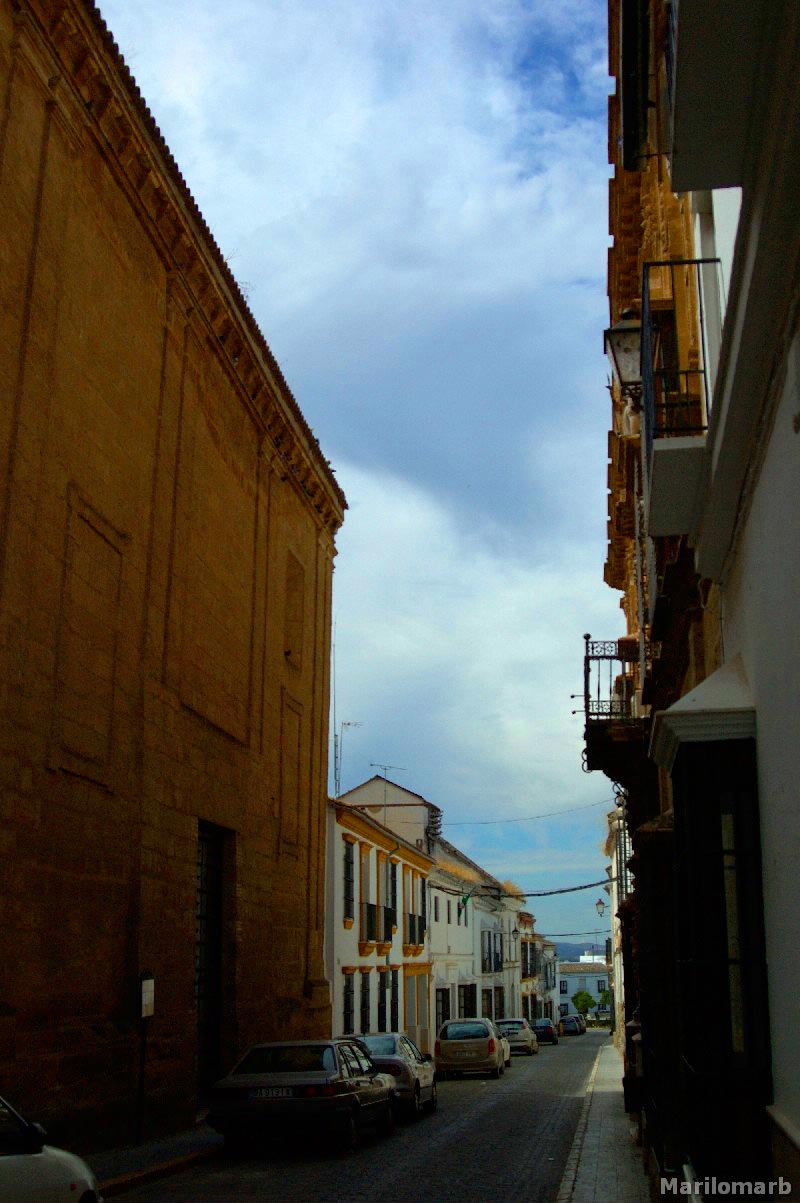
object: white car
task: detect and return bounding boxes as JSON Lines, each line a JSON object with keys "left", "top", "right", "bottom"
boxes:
{"left": 496, "top": 1017, "right": 540, "bottom": 1056}
{"left": 0, "top": 1095, "right": 102, "bottom": 1202}
{"left": 491, "top": 1021, "right": 513, "bottom": 1067}
{"left": 355, "top": 1033, "right": 437, "bottom": 1118}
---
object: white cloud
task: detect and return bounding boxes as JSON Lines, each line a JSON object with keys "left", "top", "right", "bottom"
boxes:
{"left": 333, "top": 461, "right": 620, "bottom": 814}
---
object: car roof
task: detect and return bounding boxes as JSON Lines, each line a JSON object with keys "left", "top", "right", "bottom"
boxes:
{"left": 243, "top": 1039, "right": 338, "bottom": 1050}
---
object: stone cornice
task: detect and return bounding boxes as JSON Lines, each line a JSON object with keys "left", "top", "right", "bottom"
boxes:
{"left": 26, "top": 0, "right": 345, "bottom": 536}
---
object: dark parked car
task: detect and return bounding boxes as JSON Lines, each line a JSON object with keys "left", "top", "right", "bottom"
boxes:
{"left": 533, "top": 1017, "right": 559, "bottom": 1045}
{"left": 208, "top": 1039, "right": 396, "bottom": 1152}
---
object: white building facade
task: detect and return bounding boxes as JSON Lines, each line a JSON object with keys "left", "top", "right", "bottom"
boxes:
{"left": 325, "top": 799, "right": 433, "bottom": 1051}
{"left": 334, "top": 777, "right": 524, "bottom": 1036}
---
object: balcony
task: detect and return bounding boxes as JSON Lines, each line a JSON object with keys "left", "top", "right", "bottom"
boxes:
{"left": 357, "top": 901, "right": 378, "bottom": 955}
{"left": 665, "top": 0, "right": 760, "bottom": 192}
{"left": 642, "top": 259, "right": 720, "bottom": 537}
{"left": 583, "top": 635, "right": 653, "bottom": 793}
{"left": 403, "top": 913, "right": 425, "bottom": 953}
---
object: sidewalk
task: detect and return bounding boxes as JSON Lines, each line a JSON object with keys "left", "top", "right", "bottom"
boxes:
{"left": 556, "top": 1037, "right": 652, "bottom": 1203}
{"left": 89, "top": 1120, "right": 223, "bottom": 1197}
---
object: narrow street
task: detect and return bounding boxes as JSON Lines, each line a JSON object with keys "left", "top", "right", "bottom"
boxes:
{"left": 119, "top": 1031, "right": 605, "bottom": 1202}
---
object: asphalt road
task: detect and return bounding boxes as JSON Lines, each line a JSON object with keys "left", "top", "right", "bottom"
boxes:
{"left": 121, "top": 1030, "right": 606, "bottom": 1202}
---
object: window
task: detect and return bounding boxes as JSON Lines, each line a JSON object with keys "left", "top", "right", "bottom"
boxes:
{"left": 560, "top": 980, "right": 568, "bottom": 994}
{"left": 343, "top": 841, "right": 354, "bottom": 921}
{"left": 377, "top": 972, "right": 388, "bottom": 1032}
{"left": 437, "top": 981, "right": 449, "bottom": 1029}
{"left": 597, "top": 979, "right": 606, "bottom": 993}
{"left": 343, "top": 974, "right": 354, "bottom": 1034}
{"left": 447, "top": 899, "right": 451, "bottom": 924}
{"left": 390, "top": 970, "right": 399, "bottom": 1030}
{"left": 458, "top": 983, "right": 477, "bottom": 1017}
{"left": 434, "top": 895, "right": 440, "bottom": 922}
{"left": 360, "top": 973, "right": 370, "bottom": 1033}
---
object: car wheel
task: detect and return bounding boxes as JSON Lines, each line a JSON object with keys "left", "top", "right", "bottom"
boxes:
{"left": 426, "top": 1079, "right": 438, "bottom": 1112}
{"left": 491, "top": 1063, "right": 501, "bottom": 1079}
{"left": 527, "top": 1045, "right": 534, "bottom": 1055}
{"left": 341, "top": 1110, "right": 359, "bottom": 1153}
{"left": 380, "top": 1099, "right": 396, "bottom": 1138}
{"left": 408, "top": 1083, "right": 423, "bottom": 1120}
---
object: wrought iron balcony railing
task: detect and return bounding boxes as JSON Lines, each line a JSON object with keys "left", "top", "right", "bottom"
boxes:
{"left": 363, "top": 901, "right": 377, "bottom": 942}
{"left": 583, "top": 635, "right": 641, "bottom": 724}
{"left": 641, "top": 258, "right": 721, "bottom": 467}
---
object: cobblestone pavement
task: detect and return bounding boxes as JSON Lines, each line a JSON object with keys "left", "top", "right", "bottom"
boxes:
{"left": 115, "top": 1032, "right": 606, "bottom": 1201}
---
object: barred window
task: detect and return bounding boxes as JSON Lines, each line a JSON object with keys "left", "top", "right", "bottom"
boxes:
{"left": 343, "top": 841, "right": 355, "bottom": 921}
{"left": 360, "top": 973, "right": 371, "bottom": 1033}
{"left": 343, "top": 975, "right": 354, "bottom": 1034}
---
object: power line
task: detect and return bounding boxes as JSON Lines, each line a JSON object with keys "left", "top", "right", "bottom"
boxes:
{"left": 542, "top": 929, "right": 612, "bottom": 937}
{"left": 442, "top": 799, "right": 613, "bottom": 826}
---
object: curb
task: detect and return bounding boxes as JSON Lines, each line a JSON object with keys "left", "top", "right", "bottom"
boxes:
{"left": 554, "top": 1042, "right": 603, "bottom": 1203}
{"left": 100, "top": 1143, "right": 220, "bottom": 1197}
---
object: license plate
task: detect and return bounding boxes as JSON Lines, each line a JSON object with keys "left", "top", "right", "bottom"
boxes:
{"left": 454, "top": 1051, "right": 473, "bottom": 1058}
{"left": 251, "top": 1087, "right": 293, "bottom": 1098}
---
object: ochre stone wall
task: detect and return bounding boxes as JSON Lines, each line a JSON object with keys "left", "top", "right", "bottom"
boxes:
{"left": 0, "top": 0, "right": 344, "bottom": 1149}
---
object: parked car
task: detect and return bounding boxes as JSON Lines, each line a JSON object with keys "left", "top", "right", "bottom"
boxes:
{"left": 207, "top": 1038, "right": 396, "bottom": 1152}
{"left": 533, "top": 1018, "right": 559, "bottom": 1045}
{"left": 559, "top": 1015, "right": 583, "bottom": 1036}
{"left": 0, "top": 1093, "right": 103, "bottom": 1202}
{"left": 434, "top": 1018, "right": 506, "bottom": 1079}
{"left": 575, "top": 1013, "right": 587, "bottom": 1032}
{"left": 493, "top": 1021, "right": 513, "bottom": 1067}
{"left": 496, "top": 1018, "right": 539, "bottom": 1056}
{"left": 354, "top": 1033, "right": 437, "bottom": 1118}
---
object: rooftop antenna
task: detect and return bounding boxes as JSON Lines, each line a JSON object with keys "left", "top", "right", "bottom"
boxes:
{"left": 334, "top": 721, "right": 362, "bottom": 798}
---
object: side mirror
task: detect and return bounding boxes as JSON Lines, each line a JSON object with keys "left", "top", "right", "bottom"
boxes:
{"left": 24, "top": 1122, "right": 46, "bottom": 1154}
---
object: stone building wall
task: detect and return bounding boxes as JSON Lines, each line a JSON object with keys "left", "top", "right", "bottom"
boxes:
{"left": 0, "top": 0, "right": 344, "bottom": 1149}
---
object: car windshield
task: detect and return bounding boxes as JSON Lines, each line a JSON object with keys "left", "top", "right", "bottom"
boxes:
{"left": 440, "top": 1022, "right": 488, "bottom": 1040}
{"left": 498, "top": 1022, "right": 522, "bottom": 1031}
{"left": 233, "top": 1045, "right": 336, "bottom": 1074}
{"left": 535, "top": 1020, "right": 551, "bottom": 1027}
{"left": 359, "top": 1035, "right": 396, "bottom": 1056}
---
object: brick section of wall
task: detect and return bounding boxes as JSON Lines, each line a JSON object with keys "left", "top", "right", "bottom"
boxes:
{"left": 0, "top": 0, "right": 343, "bottom": 1150}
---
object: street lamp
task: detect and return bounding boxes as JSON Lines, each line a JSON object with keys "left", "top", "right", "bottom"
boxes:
{"left": 604, "top": 309, "right": 642, "bottom": 406}
{"left": 595, "top": 899, "right": 607, "bottom": 918}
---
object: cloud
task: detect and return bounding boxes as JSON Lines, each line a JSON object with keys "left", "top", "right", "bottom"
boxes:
{"left": 332, "top": 460, "right": 620, "bottom": 811}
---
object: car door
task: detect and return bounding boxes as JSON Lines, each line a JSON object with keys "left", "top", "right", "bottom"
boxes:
{"left": 341, "top": 1042, "right": 382, "bottom": 1115}
{"left": 400, "top": 1036, "right": 432, "bottom": 1099}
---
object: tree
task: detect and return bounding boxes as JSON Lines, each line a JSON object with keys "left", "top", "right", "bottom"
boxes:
{"left": 571, "top": 990, "right": 596, "bottom": 1017}
{"left": 598, "top": 989, "right": 611, "bottom": 1011}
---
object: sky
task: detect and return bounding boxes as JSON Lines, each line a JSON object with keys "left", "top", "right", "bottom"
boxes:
{"left": 99, "top": 0, "right": 623, "bottom": 946}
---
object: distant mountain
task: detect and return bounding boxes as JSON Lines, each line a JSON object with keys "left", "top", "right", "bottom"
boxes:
{"left": 551, "top": 941, "right": 606, "bottom": 963}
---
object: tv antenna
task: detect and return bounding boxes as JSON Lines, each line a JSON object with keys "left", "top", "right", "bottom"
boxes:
{"left": 369, "top": 762, "right": 406, "bottom": 779}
